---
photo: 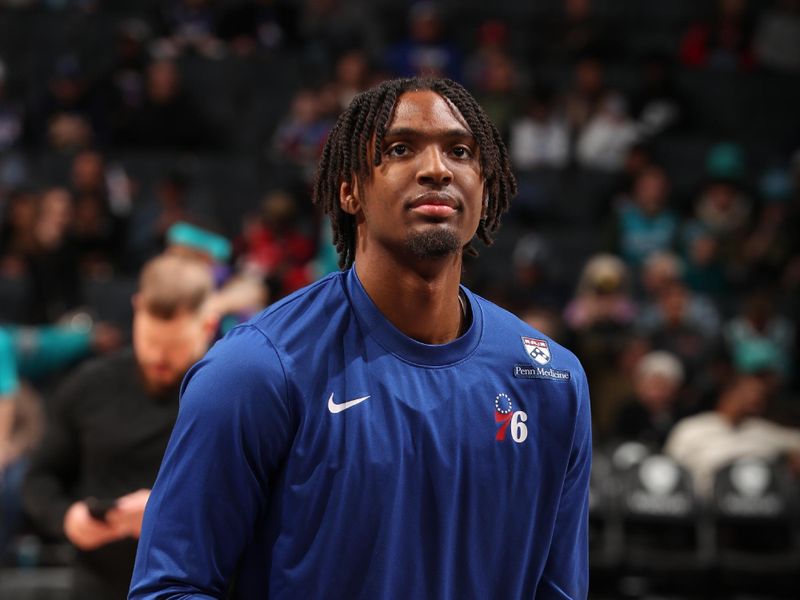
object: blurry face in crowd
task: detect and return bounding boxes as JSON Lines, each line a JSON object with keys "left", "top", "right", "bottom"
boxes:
{"left": 336, "top": 51, "right": 368, "bottom": 88}
{"left": 659, "top": 282, "right": 689, "bottom": 326}
{"left": 703, "top": 182, "right": 737, "bottom": 212}
{"left": 575, "top": 59, "right": 603, "bottom": 96}
{"left": 635, "top": 372, "right": 680, "bottom": 413}
{"left": 728, "top": 376, "right": 769, "bottom": 418}
{"left": 133, "top": 307, "right": 212, "bottom": 392}
{"left": 36, "top": 187, "right": 73, "bottom": 247}
{"left": 634, "top": 167, "right": 668, "bottom": 215}
{"left": 71, "top": 150, "right": 105, "bottom": 192}
{"left": 147, "top": 61, "right": 180, "bottom": 104}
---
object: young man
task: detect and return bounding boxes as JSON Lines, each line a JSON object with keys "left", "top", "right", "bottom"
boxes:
{"left": 130, "top": 78, "right": 591, "bottom": 599}
{"left": 22, "top": 254, "right": 217, "bottom": 599}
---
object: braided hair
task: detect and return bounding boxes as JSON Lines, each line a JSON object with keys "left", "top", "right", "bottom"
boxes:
{"left": 312, "top": 77, "right": 517, "bottom": 269}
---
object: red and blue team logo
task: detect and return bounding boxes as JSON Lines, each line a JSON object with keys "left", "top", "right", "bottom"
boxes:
{"left": 494, "top": 393, "right": 528, "bottom": 443}
{"left": 522, "top": 337, "right": 551, "bottom": 366}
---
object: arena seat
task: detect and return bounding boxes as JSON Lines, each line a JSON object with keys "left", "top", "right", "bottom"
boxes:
{"left": 709, "top": 457, "right": 800, "bottom": 595}
{"left": 616, "top": 453, "right": 713, "bottom": 595}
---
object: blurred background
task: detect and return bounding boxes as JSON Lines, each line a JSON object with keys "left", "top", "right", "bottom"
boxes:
{"left": 0, "top": 0, "right": 799, "bottom": 598}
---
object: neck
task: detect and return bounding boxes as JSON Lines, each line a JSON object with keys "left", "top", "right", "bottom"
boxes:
{"left": 354, "top": 246, "right": 465, "bottom": 345}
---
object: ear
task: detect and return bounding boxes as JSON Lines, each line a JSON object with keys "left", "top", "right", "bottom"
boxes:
{"left": 339, "top": 179, "right": 361, "bottom": 216}
{"left": 131, "top": 293, "right": 141, "bottom": 312}
{"left": 202, "top": 310, "right": 219, "bottom": 342}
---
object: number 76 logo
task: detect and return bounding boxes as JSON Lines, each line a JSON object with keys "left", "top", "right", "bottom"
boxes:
{"left": 494, "top": 393, "right": 528, "bottom": 443}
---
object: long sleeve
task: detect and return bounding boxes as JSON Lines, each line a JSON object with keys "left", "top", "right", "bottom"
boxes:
{"left": 21, "top": 371, "right": 83, "bottom": 539}
{"left": 129, "top": 326, "right": 294, "bottom": 600}
{"left": 539, "top": 369, "right": 592, "bottom": 600}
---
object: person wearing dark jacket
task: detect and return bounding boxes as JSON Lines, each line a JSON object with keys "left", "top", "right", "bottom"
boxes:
{"left": 22, "top": 254, "right": 217, "bottom": 599}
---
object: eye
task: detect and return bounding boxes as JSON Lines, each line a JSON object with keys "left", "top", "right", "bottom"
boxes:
{"left": 451, "top": 145, "right": 473, "bottom": 159}
{"left": 386, "top": 143, "right": 409, "bottom": 157}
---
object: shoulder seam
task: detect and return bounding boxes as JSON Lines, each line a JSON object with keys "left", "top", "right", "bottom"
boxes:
{"left": 245, "top": 325, "right": 295, "bottom": 427}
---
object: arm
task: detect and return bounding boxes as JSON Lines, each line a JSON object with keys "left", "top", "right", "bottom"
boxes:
{"left": 22, "top": 363, "right": 131, "bottom": 549}
{"left": 539, "top": 369, "right": 592, "bottom": 600}
{"left": 129, "top": 326, "right": 293, "bottom": 600}
{"left": 0, "top": 327, "right": 19, "bottom": 468}
{"left": 21, "top": 372, "right": 84, "bottom": 539}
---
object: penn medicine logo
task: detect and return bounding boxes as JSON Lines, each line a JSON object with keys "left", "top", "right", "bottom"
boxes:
{"left": 494, "top": 393, "right": 528, "bottom": 443}
{"left": 522, "top": 337, "right": 551, "bottom": 365}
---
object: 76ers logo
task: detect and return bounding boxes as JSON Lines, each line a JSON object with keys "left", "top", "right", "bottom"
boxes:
{"left": 494, "top": 393, "right": 528, "bottom": 443}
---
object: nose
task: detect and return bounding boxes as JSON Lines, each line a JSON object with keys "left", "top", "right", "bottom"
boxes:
{"left": 417, "top": 145, "right": 453, "bottom": 187}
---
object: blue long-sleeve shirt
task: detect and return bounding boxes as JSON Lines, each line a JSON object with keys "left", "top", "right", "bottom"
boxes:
{"left": 130, "top": 267, "right": 591, "bottom": 599}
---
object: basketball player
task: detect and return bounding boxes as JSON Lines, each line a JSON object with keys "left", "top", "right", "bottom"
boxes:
{"left": 130, "top": 78, "right": 591, "bottom": 599}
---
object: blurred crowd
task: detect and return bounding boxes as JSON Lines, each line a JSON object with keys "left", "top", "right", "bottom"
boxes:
{"left": 0, "top": 0, "right": 799, "bottom": 593}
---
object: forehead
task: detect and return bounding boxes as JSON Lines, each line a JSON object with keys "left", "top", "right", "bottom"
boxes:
{"left": 386, "top": 90, "right": 472, "bottom": 134}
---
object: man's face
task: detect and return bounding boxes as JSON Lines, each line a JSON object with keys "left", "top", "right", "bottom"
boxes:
{"left": 345, "top": 90, "right": 484, "bottom": 262}
{"left": 133, "top": 309, "right": 210, "bottom": 392}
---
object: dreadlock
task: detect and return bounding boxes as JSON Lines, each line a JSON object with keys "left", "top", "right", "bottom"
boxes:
{"left": 312, "top": 77, "right": 517, "bottom": 269}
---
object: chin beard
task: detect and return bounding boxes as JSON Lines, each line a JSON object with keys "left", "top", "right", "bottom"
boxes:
{"left": 404, "top": 229, "right": 462, "bottom": 259}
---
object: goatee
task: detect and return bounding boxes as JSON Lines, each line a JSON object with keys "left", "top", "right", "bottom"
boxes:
{"left": 405, "top": 229, "right": 462, "bottom": 259}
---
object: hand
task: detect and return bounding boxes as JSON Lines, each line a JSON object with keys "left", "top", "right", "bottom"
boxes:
{"left": 91, "top": 323, "right": 124, "bottom": 354}
{"left": 63, "top": 501, "right": 126, "bottom": 550}
{"left": 106, "top": 489, "right": 151, "bottom": 539}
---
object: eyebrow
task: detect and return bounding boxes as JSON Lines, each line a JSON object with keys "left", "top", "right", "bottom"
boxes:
{"left": 383, "top": 127, "right": 475, "bottom": 142}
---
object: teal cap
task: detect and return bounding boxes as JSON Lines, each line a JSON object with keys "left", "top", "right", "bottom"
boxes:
{"left": 167, "top": 222, "right": 232, "bottom": 263}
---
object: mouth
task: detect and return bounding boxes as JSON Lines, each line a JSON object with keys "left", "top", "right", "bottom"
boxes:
{"left": 407, "top": 192, "right": 459, "bottom": 218}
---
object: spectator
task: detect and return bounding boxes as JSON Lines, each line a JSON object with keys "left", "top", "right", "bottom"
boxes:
{"left": 753, "top": 0, "right": 800, "bottom": 72}
{"left": 271, "top": 88, "right": 333, "bottom": 182}
{"left": 610, "top": 350, "right": 685, "bottom": 448}
{"left": 531, "top": 0, "right": 617, "bottom": 64}
{"left": 115, "top": 60, "right": 219, "bottom": 150}
{"left": 22, "top": 253, "right": 217, "bottom": 598}
{"left": 216, "top": 0, "right": 300, "bottom": 56}
{"left": 127, "top": 170, "right": 194, "bottom": 267}
{"left": 564, "top": 56, "right": 608, "bottom": 135}
{"left": 741, "top": 166, "right": 796, "bottom": 285}
{"left": 96, "top": 19, "right": 152, "bottom": 141}
{"left": 575, "top": 91, "right": 638, "bottom": 171}
{"left": 299, "top": 0, "right": 381, "bottom": 61}
{"left": 679, "top": 0, "right": 757, "bottom": 71}
{"left": 689, "top": 143, "right": 752, "bottom": 266}
{"left": 608, "top": 165, "right": 679, "bottom": 269}
{"left": 639, "top": 251, "right": 685, "bottom": 303}
{"left": 25, "top": 187, "right": 83, "bottom": 323}
{"left": 664, "top": 374, "right": 800, "bottom": 498}
{"left": 680, "top": 221, "right": 729, "bottom": 302}
{"left": 29, "top": 54, "right": 98, "bottom": 152}
{"left": 165, "top": 221, "right": 268, "bottom": 335}
{"left": 237, "top": 190, "right": 315, "bottom": 298}
{"left": 509, "top": 83, "right": 569, "bottom": 170}
{"left": 0, "top": 188, "right": 38, "bottom": 278}
{"left": 724, "top": 290, "right": 794, "bottom": 381}
{"left": 0, "top": 330, "right": 42, "bottom": 557}
{"left": 464, "top": 20, "right": 521, "bottom": 137}
{"left": 384, "top": 1, "right": 461, "bottom": 79}
{"left": 639, "top": 277, "right": 724, "bottom": 407}
{"left": 153, "top": 0, "right": 224, "bottom": 60}
{"left": 564, "top": 253, "right": 637, "bottom": 333}
{"left": 508, "top": 232, "right": 568, "bottom": 310}
{"left": 631, "top": 54, "right": 686, "bottom": 139}
{"left": 565, "top": 254, "right": 638, "bottom": 433}
{"left": 563, "top": 56, "right": 638, "bottom": 170}
{"left": 69, "top": 150, "right": 132, "bottom": 276}
{"left": 0, "top": 57, "right": 26, "bottom": 179}
{"left": 330, "top": 49, "right": 372, "bottom": 110}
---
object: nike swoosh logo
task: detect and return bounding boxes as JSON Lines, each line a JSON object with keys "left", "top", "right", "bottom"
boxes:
{"left": 327, "top": 393, "right": 371, "bottom": 414}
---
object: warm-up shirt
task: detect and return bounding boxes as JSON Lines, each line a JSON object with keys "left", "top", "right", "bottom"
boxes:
{"left": 130, "top": 267, "right": 592, "bottom": 600}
